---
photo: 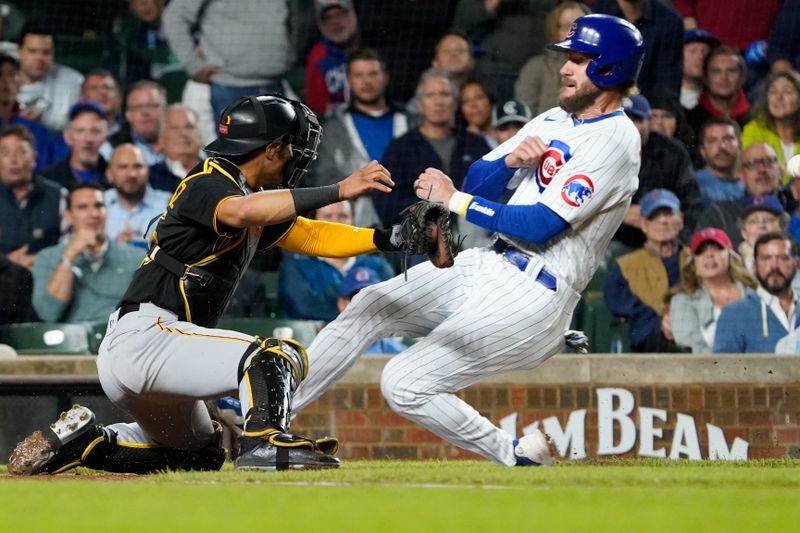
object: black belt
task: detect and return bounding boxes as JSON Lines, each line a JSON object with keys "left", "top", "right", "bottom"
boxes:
{"left": 117, "top": 303, "right": 141, "bottom": 320}
{"left": 491, "top": 238, "right": 557, "bottom": 291}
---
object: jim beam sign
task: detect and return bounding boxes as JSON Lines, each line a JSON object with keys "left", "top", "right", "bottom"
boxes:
{"left": 501, "top": 388, "right": 749, "bottom": 460}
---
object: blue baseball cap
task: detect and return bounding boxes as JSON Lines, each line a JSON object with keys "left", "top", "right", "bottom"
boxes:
{"left": 742, "top": 195, "right": 786, "bottom": 217}
{"left": 622, "top": 94, "right": 651, "bottom": 119}
{"left": 684, "top": 28, "right": 720, "bottom": 48}
{"left": 339, "top": 267, "right": 381, "bottom": 298}
{"left": 69, "top": 100, "right": 106, "bottom": 121}
{"left": 640, "top": 188, "right": 681, "bottom": 218}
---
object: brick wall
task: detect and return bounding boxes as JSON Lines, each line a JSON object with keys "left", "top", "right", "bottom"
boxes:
{"left": 292, "top": 382, "right": 800, "bottom": 461}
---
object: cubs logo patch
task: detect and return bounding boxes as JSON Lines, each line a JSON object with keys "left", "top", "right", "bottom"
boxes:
{"left": 535, "top": 139, "right": 572, "bottom": 193}
{"left": 566, "top": 22, "right": 577, "bottom": 38}
{"left": 561, "top": 175, "right": 594, "bottom": 207}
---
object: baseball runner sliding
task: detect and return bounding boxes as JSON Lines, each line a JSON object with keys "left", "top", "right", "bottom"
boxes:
{"left": 292, "top": 14, "right": 645, "bottom": 466}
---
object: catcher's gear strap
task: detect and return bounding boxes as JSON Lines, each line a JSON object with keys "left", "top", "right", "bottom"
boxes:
{"left": 82, "top": 423, "right": 225, "bottom": 474}
{"left": 289, "top": 184, "right": 339, "bottom": 214}
{"left": 240, "top": 338, "right": 307, "bottom": 435}
{"left": 278, "top": 216, "right": 378, "bottom": 257}
{"left": 147, "top": 244, "right": 215, "bottom": 287}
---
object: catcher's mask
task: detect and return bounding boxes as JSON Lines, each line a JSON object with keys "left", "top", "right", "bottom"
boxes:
{"left": 204, "top": 94, "right": 322, "bottom": 189}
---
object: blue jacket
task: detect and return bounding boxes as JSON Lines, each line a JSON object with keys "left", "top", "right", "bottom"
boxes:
{"left": 713, "top": 292, "right": 800, "bottom": 353}
{"left": 278, "top": 254, "right": 395, "bottom": 321}
{"left": 373, "top": 128, "right": 490, "bottom": 225}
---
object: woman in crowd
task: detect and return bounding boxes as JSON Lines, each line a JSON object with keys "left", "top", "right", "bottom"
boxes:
{"left": 457, "top": 78, "right": 497, "bottom": 148}
{"left": 514, "top": 1, "right": 590, "bottom": 116}
{"left": 742, "top": 69, "right": 800, "bottom": 183}
{"left": 669, "top": 227, "right": 757, "bottom": 353}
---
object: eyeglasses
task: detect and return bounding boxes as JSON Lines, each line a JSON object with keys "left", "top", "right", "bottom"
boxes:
{"left": 741, "top": 156, "right": 778, "bottom": 169}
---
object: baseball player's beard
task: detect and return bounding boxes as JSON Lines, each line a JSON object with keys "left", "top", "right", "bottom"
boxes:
{"left": 559, "top": 84, "right": 603, "bottom": 115}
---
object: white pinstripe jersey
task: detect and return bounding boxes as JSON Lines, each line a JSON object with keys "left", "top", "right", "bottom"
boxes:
{"left": 481, "top": 106, "right": 641, "bottom": 293}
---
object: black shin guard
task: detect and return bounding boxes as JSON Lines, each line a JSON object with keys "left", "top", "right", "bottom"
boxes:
{"left": 239, "top": 338, "right": 308, "bottom": 437}
{"left": 83, "top": 422, "right": 225, "bottom": 474}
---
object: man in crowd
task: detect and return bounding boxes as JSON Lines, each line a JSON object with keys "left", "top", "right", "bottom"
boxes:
{"left": 109, "top": 80, "right": 167, "bottom": 165}
{"left": 148, "top": 103, "right": 203, "bottom": 192}
{"left": 40, "top": 101, "right": 110, "bottom": 188}
{"left": 686, "top": 46, "right": 751, "bottom": 134}
{"left": 80, "top": 68, "right": 123, "bottom": 138}
{"left": 305, "top": 0, "right": 360, "bottom": 116}
{"left": 694, "top": 117, "right": 744, "bottom": 207}
{"left": 309, "top": 48, "right": 408, "bottom": 226}
{"left": 714, "top": 231, "right": 800, "bottom": 352}
{"left": 697, "top": 142, "right": 790, "bottom": 247}
{"left": 491, "top": 98, "right": 533, "bottom": 145}
{"left": 32, "top": 183, "right": 144, "bottom": 323}
{"left": 605, "top": 189, "right": 685, "bottom": 353}
{"left": 104, "top": 143, "right": 172, "bottom": 247}
{"left": 375, "top": 68, "right": 490, "bottom": 226}
{"left": 16, "top": 23, "right": 83, "bottom": 131}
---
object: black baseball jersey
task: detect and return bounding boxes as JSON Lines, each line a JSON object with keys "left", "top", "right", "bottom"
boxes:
{"left": 121, "top": 157, "right": 293, "bottom": 327}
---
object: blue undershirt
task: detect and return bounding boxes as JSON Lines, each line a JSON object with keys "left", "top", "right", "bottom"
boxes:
{"left": 351, "top": 112, "right": 395, "bottom": 161}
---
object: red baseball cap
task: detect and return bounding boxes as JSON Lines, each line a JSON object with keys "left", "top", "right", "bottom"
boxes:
{"left": 690, "top": 227, "right": 733, "bottom": 254}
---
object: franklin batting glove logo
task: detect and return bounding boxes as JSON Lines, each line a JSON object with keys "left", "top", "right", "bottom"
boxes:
{"left": 468, "top": 202, "right": 495, "bottom": 216}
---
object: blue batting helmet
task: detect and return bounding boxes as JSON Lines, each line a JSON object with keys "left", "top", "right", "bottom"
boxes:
{"left": 547, "top": 14, "right": 645, "bottom": 89}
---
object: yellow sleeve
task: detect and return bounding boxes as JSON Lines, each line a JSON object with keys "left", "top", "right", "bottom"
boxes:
{"left": 277, "top": 217, "right": 379, "bottom": 257}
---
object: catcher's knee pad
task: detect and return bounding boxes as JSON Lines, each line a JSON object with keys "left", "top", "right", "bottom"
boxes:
{"left": 84, "top": 421, "right": 225, "bottom": 474}
{"left": 238, "top": 337, "right": 308, "bottom": 437}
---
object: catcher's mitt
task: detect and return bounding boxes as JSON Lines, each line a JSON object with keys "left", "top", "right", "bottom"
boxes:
{"left": 393, "top": 200, "right": 462, "bottom": 277}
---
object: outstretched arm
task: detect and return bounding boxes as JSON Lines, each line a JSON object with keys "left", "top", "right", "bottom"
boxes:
{"left": 414, "top": 167, "right": 569, "bottom": 245}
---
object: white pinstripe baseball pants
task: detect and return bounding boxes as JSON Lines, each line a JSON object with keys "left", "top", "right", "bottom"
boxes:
{"left": 293, "top": 247, "right": 580, "bottom": 465}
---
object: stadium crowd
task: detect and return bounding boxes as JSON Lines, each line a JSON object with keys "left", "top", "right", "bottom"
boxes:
{"left": 2, "top": 0, "right": 800, "bottom": 355}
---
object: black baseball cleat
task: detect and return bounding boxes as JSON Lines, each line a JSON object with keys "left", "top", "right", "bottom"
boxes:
{"left": 235, "top": 436, "right": 341, "bottom": 471}
{"left": 7, "top": 405, "right": 108, "bottom": 475}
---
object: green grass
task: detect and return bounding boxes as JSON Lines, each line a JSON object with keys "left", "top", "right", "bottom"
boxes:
{"left": 2, "top": 460, "right": 799, "bottom": 533}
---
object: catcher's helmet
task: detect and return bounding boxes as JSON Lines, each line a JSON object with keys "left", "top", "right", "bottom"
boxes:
{"left": 547, "top": 14, "right": 645, "bottom": 89}
{"left": 204, "top": 94, "right": 322, "bottom": 188}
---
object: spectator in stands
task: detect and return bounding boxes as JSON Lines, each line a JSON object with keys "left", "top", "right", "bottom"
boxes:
{"left": 0, "top": 58, "right": 54, "bottom": 171}
{"left": 0, "top": 125, "right": 64, "bottom": 271}
{"left": 278, "top": 201, "right": 394, "bottom": 321}
{"left": 736, "top": 195, "right": 789, "bottom": 272}
{"left": 681, "top": 29, "right": 720, "bottom": 112}
{"left": 695, "top": 117, "right": 744, "bottom": 208}
{"left": 430, "top": 28, "right": 475, "bottom": 92}
{"left": 686, "top": 46, "right": 751, "bottom": 135}
{"left": 308, "top": 48, "right": 408, "bottom": 227}
{"left": 697, "top": 142, "right": 790, "bottom": 248}
{"left": 669, "top": 227, "right": 757, "bottom": 353}
{"left": 612, "top": 94, "right": 700, "bottom": 253}
{"left": 148, "top": 103, "right": 203, "bottom": 192}
{"left": 458, "top": 78, "right": 498, "bottom": 148}
{"left": 103, "top": 143, "right": 171, "bottom": 248}
{"left": 164, "top": 0, "right": 295, "bottom": 122}
{"left": 40, "top": 101, "right": 109, "bottom": 189}
{"left": 742, "top": 70, "right": 800, "bottom": 183}
{"left": 648, "top": 90, "right": 697, "bottom": 164}
{"left": 374, "top": 68, "right": 490, "bottom": 226}
{"left": 592, "top": 0, "right": 683, "bottom": 99}
{"left": 491, "top": 98, "right": 532, "bottom": 145}
{"left": 32, "top": 182, "right": 143, "bottom": 323}
{"left": 515, "top": 1, "right": 590, "bottom": 117}
{"left": 674, "top": 0, "right": 781, "bottom": 53}
{"left": 605, "top": 189, "right": 687, "bottom": 353}
{"left": 305, "top": 0, "right": 360, "bottom": 116}
{"left": 0, "top": 256, "right": 37, "bottom": 324}
{"left": 111, "top": 0, "right": 187, "bottom": 103}
{"left": 109, "top": 80, "right": 167, "bottom": 166}
{"left": 454, "top": 0, "right": 558, "bottom": 100}
{"left": 713, "top": 231, "right": 800, "bottom": 353}
{"left": 80, "top": 69, "right": 123, "bottom": 138}
{"left": 16, "top": 23, "right": 84, "bottom": 132}
{"left": 337, "top": 266, "right": 407, "bottom": 355}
